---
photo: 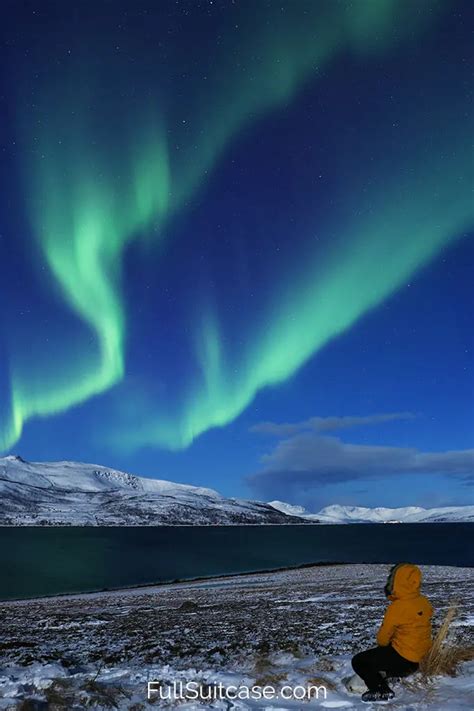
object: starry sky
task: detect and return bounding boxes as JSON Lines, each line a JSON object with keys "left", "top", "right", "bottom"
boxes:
{"left": 1, "top": 0, "right": 473, "bottom": 509}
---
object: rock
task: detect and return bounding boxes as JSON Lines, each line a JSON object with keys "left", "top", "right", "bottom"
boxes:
{"left": 178, "top": 600, "right": 199, "bottom": 612}
{"left": 343, "top": 673, "right": 366, "bottom": 694}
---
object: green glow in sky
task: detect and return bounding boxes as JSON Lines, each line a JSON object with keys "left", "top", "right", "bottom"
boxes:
{"left": 3, "top": 0, "right": 470, "bottom": 454}
{"left": 115, "top": 129, "right": 473, "bottom": 450}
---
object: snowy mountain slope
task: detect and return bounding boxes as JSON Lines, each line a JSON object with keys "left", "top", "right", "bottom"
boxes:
{"left": 317, "top": 504, "right": 474, "bottom": 523}
{"left": 268, "top": 500, "right": 474, "bottom": 523}
{"left": 0, "top": 456, "right": 307, "bottom": 526}
{"left": 2, "top": 455, "right": 471, "bottom": 526}
{"left": 267, "top": 500, "right": 308, "bottom": 517}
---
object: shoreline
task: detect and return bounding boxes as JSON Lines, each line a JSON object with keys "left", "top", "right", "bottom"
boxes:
{"left": 2, "top": 560, "right": 346, "bottom": 604}
{"left": 1, "top": 520, "right": 472, "bottom": 527}
{"left": 3, "top": 557, "right": 473, "bottom": 605}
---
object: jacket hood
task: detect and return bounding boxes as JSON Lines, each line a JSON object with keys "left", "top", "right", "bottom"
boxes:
{"left": 387, "top": 563, "right": 422, "bottom": 600}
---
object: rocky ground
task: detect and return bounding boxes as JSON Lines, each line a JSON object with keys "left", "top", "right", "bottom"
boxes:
{"left": 0, "top": 564, "right": 473, "bottom": 709}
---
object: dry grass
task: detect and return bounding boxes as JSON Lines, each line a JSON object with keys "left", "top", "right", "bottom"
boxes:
{"left": 43, "top": 678, "right": 76, "bottom": 708}
{"left": 254, "top": 670, "right": 288, "bottom": 686}
{"left": 253, "top": 650, "right": 288, "bottom": 686}
{"left": 420, "top": 603, "right": 474, "bottom": 678}
{"left": 306, "top": 675, "right": 337, "bottom": 692}
{"left": 314, "top": 657, "right": 336, "bottom": 673}
{"left": 41, "top": 673, "right": 131, "bottom": 710}
{"left": 253, "top": 649, "right": 272, "bottom": 677}
{"left": 81, "top": 679, "right": 131, "bottom": 708}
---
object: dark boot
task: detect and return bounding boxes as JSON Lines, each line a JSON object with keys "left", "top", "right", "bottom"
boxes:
{"left": 362, "top": 683, "right": 395, "bottom": 702}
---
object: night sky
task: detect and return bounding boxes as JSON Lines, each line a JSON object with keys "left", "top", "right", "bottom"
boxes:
{"left": 1, "top": 0, "right": 473, "bottom": 509}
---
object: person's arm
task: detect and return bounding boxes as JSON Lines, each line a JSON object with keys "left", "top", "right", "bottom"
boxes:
{"left": 376, "top": 602, "right": 398, "bottom": 646}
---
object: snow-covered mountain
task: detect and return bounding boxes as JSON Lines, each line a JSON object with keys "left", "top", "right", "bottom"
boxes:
{"left": 0, "top": 456, "right": 307, "bottom": 526}
{"left": 2, "top": 456, "right": 471, "bottom": 526}
{"left": 268, "top": 501, "right": 474, "bottom": 523}
{"left": 267, "top": 501, "right": 309, "bottom": 518}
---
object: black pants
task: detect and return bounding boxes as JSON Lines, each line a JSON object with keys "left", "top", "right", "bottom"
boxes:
{"left": 352, "top": 645, "right": 418, "bottom": 691}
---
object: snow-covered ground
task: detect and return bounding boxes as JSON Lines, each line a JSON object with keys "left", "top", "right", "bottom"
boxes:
{"left": 269, "top": 501, "right": 474, "bottom": 524}
{"left": 0, "top": 564, "right": 473, "bottom": 709}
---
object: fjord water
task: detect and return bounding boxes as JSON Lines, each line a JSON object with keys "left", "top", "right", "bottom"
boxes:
{"left": 1, "top": 523, "right": 472, "bottom": 600}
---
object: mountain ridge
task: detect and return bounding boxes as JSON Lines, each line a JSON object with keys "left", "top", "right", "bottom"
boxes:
{"left": 268, "top": 500, "right": 474, "bottom": 524}
{"left": 1, "top": 456, "right": 472, "bottom": 525}
{"left": 0, "top": 456, "right": 306, "bottom": 526}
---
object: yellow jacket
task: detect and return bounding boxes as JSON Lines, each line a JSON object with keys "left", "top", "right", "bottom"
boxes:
{"left": 377, "top": 563, "right": 433, "bottom": 663}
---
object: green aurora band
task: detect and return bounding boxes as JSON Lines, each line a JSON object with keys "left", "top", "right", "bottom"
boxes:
{"left": 114, "top": 131, "right": 474, "bottom": 450}
{"left": 1, "top": 0, "right": 472, "bottom": 452}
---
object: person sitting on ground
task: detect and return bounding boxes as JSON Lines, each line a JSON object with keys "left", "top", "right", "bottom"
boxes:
{"left": 351, "top": 563, "right": 433, "bottom": 702}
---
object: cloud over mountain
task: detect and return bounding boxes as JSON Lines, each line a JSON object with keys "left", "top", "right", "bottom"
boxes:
{"left": 249, "top": 414, "right": 474, "bottom": 499}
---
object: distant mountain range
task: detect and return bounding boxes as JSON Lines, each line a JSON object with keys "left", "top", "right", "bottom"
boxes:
{"left": 0, "top": 456, "right": 305, "bottom": 525}
{"left": 0, "top": 456, "right": 472, "bottom": 525}
{"left": 268, "top": 501, "right": 474, "bottom": 524}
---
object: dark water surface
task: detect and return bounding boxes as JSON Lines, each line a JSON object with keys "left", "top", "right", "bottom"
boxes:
{"left": 1, "top": 523, "right": 472, "bottom": 600}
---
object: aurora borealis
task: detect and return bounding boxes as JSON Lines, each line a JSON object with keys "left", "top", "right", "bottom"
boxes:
{"left": 1, "top": 0, "right": 473, "bottom": 506}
